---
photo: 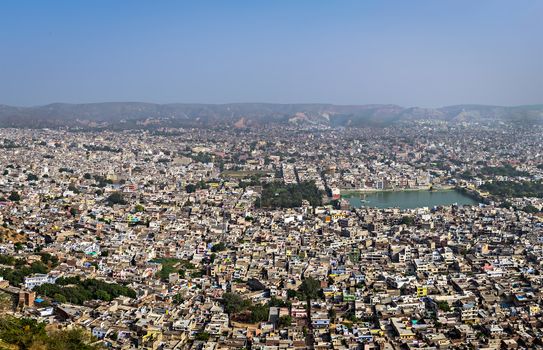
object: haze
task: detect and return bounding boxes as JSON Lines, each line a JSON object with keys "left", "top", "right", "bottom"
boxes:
{"left": 1, "top": 0, "right": 541, "bottom": 107}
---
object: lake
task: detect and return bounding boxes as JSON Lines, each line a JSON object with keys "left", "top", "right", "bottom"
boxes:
{"left": 344, "top": 189, "right": 478, "bottom": 209}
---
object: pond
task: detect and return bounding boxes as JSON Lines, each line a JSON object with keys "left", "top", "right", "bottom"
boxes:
{"left": 344, "top": 189, "right": 478, "bottom": 209}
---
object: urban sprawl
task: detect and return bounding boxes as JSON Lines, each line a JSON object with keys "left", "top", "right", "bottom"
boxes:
{"left": 1, "top": 121, "right": 543, "bottom": 350}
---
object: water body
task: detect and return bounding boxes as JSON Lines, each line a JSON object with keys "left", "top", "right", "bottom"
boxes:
{"left": 344, "top": 189, "right": 478, "bottom": 209}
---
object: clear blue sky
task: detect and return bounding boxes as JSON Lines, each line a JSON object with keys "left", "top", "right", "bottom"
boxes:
{"left": 1, "top": 0, "right": 541, "bottom": 107}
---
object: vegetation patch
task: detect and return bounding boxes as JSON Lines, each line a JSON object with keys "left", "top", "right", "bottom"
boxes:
{"left": 33, "top": 277, "right": 136, "bottom": 304}
{"left": 0, "top": 316, "right": 101, "bottom": 349}
{"left": 480, "top": 180, "right": 543, "bottom": 198}
{"left": 256, "top": 181, "right": 322, "bottom": 208}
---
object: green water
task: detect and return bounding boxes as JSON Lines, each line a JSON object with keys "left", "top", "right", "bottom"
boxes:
{"left": 344, "top": 189, "right": 478, "bottom": 209}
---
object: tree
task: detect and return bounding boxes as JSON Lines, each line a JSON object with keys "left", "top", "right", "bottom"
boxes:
{"left": 257, "top": 181, "right": 323, "bottom": 208}
{"left": 437, "top": 301, "right": 451, "bottom": 312}
{"left": 268, "top": 296, "right": 290, "bottom": 308}
{"left": 194, "top": 332, "right": 210, "bottom": 341}
{"left": 211, "top": 242, "right": 226, "bottom": 252}
{"left": 197, "top": 180, "right": 209, "bottom": 190}
{"left": 172, "top": 293, "right": 183, "bottom": 304}
{"left": 33, "top": 278, "right": 136, "bottom": 305}
{"left": 328, "top": 309, "right": 337, "bottom": 321}
{"left": 54, "top": 293, "right": 67, "bottom": 303}
{"left": 8, "top": 191, "right": 20, "bottom": 202}
{"left": 523, "top": 205, "right": 539, "bottom": 214}
{"left": 299, "top": 276, "right": 321, "bottom": 300}
{"left": 0, "top": 316, "right": 101, "bottom": 349}
{"left": 400, "top": 216, "right": 415, "bottom": 226}
{"left": 68, "top": 184, "right": 80, "bottom": 193}
{"left": 106, "top": 192, "right": 127, "bottom": 205}
{"left": 27, "top": 173, "right": 39, "bottom": 181}
{"left": 278, "top": 315, "right": 292, "bottom": 327}
{"left": 95, "top": 290, "right": 111, "bottom": 301}
{"left": 222, "top": 292, "right": 251, "bottom": 314}
{"left": 249, "top": 304, "right": 269, "bottom": 323}
{"left": 39, "top": 253, "right": 59, "bottom": 267}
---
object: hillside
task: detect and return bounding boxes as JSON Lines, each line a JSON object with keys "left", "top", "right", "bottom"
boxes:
{"left": 0, "top": 102, "right": 541, "bottom": 129}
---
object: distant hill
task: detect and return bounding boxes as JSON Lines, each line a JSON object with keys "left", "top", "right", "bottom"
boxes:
{"left": 0, "top": 102, "right": 541, "bottom": 128}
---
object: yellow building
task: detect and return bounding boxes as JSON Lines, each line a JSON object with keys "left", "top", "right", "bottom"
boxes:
{"left": 416, "top": 286, "right": 428, "bottom": 297}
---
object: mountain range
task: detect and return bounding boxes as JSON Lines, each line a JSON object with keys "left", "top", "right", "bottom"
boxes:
{"left": 0, "top": 102, "right": 542, "bottom": 129}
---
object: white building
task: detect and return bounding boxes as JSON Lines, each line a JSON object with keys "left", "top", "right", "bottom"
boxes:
{"left": 24, "top": 274, "right": 57, "bottom": 289}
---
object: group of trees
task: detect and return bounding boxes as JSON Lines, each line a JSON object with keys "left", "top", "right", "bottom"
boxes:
{"left": 285, "top": 276, "right": 322, "bottom": 318}
{"left": 437, "top": 300, "right": 451, "bottom": 312}
{"left": 156, "top": 258, "right": 183, "bottom": 281}
{"left": 210, "top": 242, "right": 226, "bottom": 252}
{"left": 480, "top": 164, "right": 529, "bottom": 177}
{"left": 256, "top": 181, "right": 323, "bottom": 208}
{"left": 91, "top": 174, "right": 113, "bottom": 188}
{"left": 480, "top": 180, "right": 543, "bottom": 199}
{"left": 84, "top": 144, "right": 121, "bottom": 153}
{"left": 189, "top": 152, "right": 213, "bottom": 163}
{"left": 399, "top": 215, "right": 416, "bottom": 226}
{"left": 221, "top": 278, "right": 321, "bottom": 326}
{"left": 8, "top": 191, "right": 21, "bottom": 202}
{"left": 185, "top": 180, "right": 209, "bottom": 193}
{"left": 221, "top": 292, "right": 270, "bottom": 324}
{"left": 238, "top": 174, "right": 263, "bottom": 189}
{"left": 106, "top": 191, "right": 127, "bottom": 205}
{"left": 26, "top": 173, "right": 39, "bottom": 181}
{"left": 299, "top": 276, "right": 321, "bottom": 301}
{"left": 151, "top": 258, "right": 196, "bottom": 281}
{"left": 0, "top": 254, "right": 53, "bottom": 286}
{"left": 0, "top": 316, "right": 101, "bottom": 350}
{"left": 33, "top": 277, "right": 136, "bottom": 305}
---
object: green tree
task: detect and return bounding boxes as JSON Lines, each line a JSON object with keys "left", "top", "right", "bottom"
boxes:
{"left": 211, "top": 242, "right": 226, "bottom": 252}
{"left": 249, "top": 304, "right": 269, "bottom": 323}
{"left": 95, "top": 290, "right": 111, "bottom": 301}
{"left": 0, "top": 316, "right": 101, "bottom": 349}
{"left": 40, "top": 253, "right": 59, "bottom": 267}
{"left": 299, "top": 276, "right": 321, "bottom": 300}
{"left": 523, "top": 205, "right": 539, "bottom": 214}
{"left": 106, "top": 192, "right": 127, "bottom": 205}
{"left": 257, "top": 181, "right": 323, "bottom": 208}
{"left": 194, "top": 332, "right": 210, "bottom": 341}
{"left": 27, "top": 173, "right": 39, "bottom": 181}
{"left": 437, "top": 301, "right": 451, "bottom": 312}
{"left": 54, "top": 293, "right": 67, "bottom": 303}
{"left": 222, "top": 292, "right": 251, "bottom": 314}
{"left": 278, "top": 315, "right": 292, "bottom": 327}
{"left": 8, "top": 191, "right": 20, "bottom": 202}
{"left": 400, "top": 216, "right": 415, "bottom": 226}
{"left": 172, "top": 293, "right": 183, "bottom": 304}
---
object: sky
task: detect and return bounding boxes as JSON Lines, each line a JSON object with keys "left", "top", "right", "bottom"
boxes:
{"left": 0, "top": 0, "right": 541, "bottom": 107}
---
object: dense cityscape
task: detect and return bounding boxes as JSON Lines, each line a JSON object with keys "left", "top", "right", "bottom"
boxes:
{"left": 1, "top": 121, "right": 543, "bottom": 349}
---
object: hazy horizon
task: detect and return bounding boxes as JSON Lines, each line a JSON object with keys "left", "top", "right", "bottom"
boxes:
{"left": 1, "top": 0, "right": 542, "bottom": 107}
{"left": 3, "top": 101, "right": 543, "bottom": 109}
